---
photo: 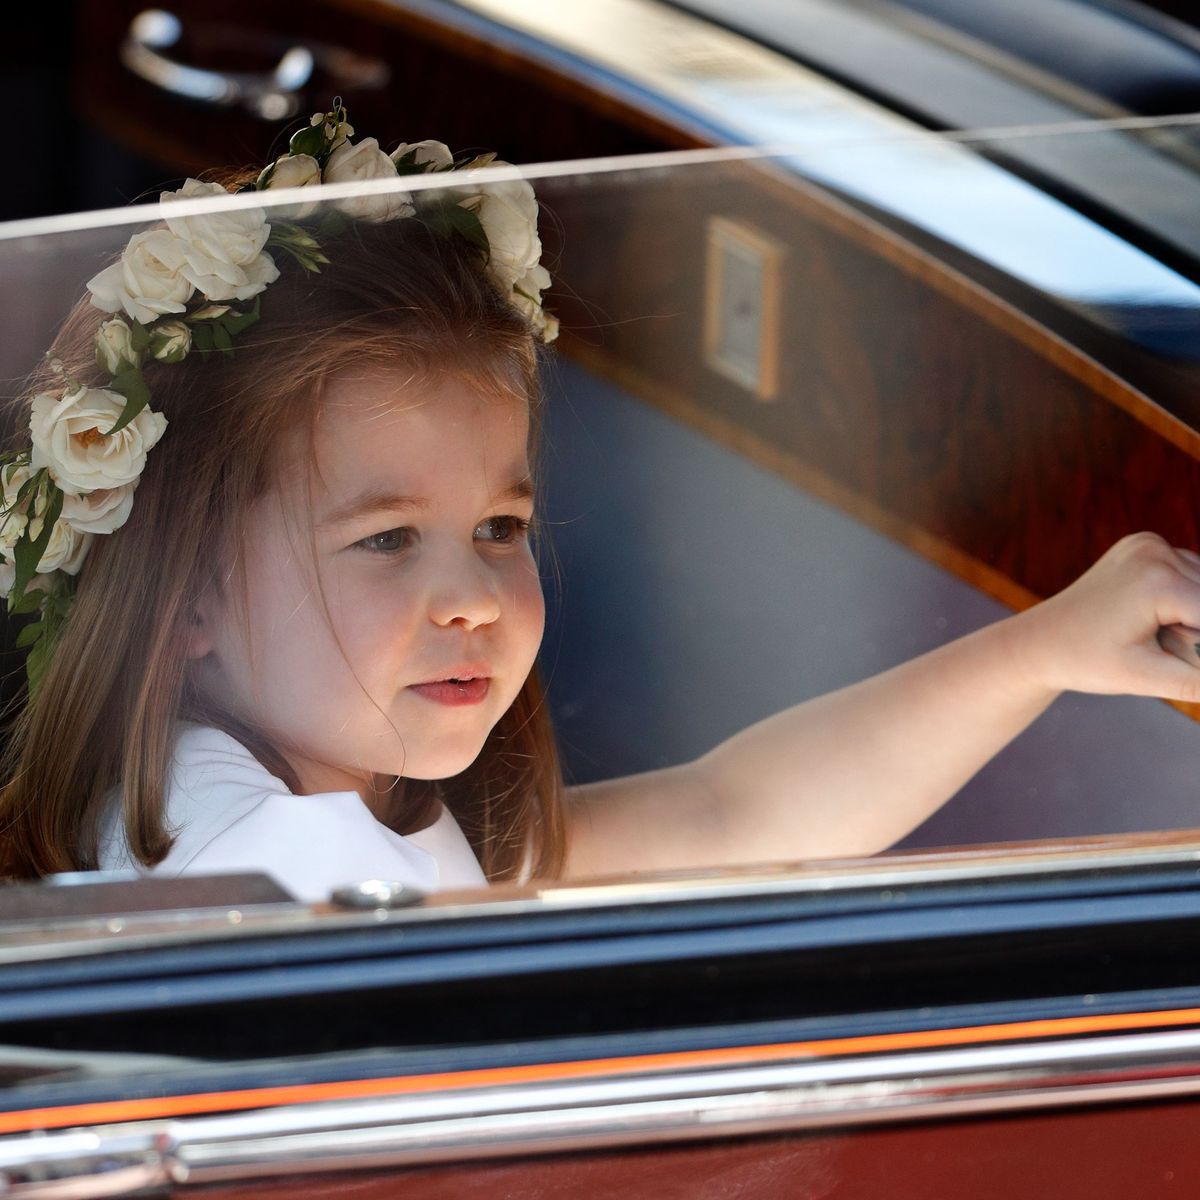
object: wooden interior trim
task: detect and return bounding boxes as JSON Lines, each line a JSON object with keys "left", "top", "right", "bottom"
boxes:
{"left": 561, "top": 338, "right": 1042, "bottom": 614}
{"left": 331, "top": 0, "right": 709, "bottom": 150}
{"left": 733, "top": 159, "right": 1200, "bottom": 458}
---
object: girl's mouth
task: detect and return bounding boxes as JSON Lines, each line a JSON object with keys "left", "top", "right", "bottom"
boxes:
{"left": 408, "top": 676, "right": 491, "bottom": 706}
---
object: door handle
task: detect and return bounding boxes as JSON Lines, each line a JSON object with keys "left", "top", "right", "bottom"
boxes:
{"left": 120, "top": 9, "right": 386, "bottom": 121}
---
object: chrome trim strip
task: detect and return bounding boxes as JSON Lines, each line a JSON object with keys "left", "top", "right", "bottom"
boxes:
{"left": 8, "top": 1027, "right": 1200, "bottom": 1189}
{"left": 0, "top": 1127, "right": 169, "bottom": 1198}
{"left": 535, "top": 837, "right": 1200, "bottom": 906}
{"left": 7, "top": 833, "right": 1200, "bottom": 964}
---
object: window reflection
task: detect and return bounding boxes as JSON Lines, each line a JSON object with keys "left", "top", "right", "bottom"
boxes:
{"left": 0, "top": 124, "right": 1199, "bottom": 908}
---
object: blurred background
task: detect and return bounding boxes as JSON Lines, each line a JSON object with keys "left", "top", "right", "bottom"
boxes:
{"left": 12, "top": 0, "right": 1200, "bottom": 219}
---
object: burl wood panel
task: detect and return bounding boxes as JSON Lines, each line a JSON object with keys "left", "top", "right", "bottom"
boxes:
{"left": 188, "top": 1096, "right": 1200, "bottom": 1198}
{"left": 547, "top": 162, "right": 1200, "bottom": 608}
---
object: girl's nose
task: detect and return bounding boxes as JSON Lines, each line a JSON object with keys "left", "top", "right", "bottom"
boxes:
{"left": 427, "top": 555, "right": 502, "bottom": 630}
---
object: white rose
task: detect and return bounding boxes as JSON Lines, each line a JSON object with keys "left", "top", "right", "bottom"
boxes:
{"left": 0, "top": 462, "right": 31, "bottom": 554}
{"left": 60, "top": 483, "right": 137, "bottom": 535}
{"left": 30, "top": 514, "right": 92, "bottom": 576}
{"left": 5, "top": 480, "right": 96, "bottom": 577}
{"left": 148, "top": 319, "right": 191, "bottom": 364}
{"left": 391, "top": 140, "right": 454, "bottom": 170}
{"left": 86, "top": 229, "right": 195, "bottom": 325}
{"left": 266, "top": 154, "right": 321, "bottom": 190}
{"left": 0, "top": 464, "right": 97, "bottom": 580}
{"left": 324, "top": 138, "right": 414, "bottom": 222}
{"left": 30, "top": 386, "right": 167, "bottom": 496}
{"left": 511, "top": 263, "right": 558, "bottom": 342}
{"left": 468, "top": 175, "right": 542, "bottom": 290}
{"left": 239, "top": 252, "right": 280, "bottom": 295}
{"left": 511, "top": 263, "right": 550, "bottom": 315}
{"left": 261, "top": 154, "right": 322, "bottom": 219}
{"left": 161, "top": 179, "right": 280, "bottom": 302}
{"left": 539, "top": 312, "right": 560, "bottom": 343}
{"left": 95, "top": 318, "right": 142, "bottom": 375}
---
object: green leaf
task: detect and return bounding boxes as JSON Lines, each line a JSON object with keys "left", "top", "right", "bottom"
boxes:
{"left": 14, "top": 473, "right": 38, "bottom": 507}
{"left": 8, "top": 588, "right": 42, "bottom": 615}
{"left": 391, "top": 151, "right": 437, "bottom": 178}
{"left": 105, "top": 366, "right": 151, "bottom": 434}
{"left": 212, "top": 324, "right": 234, "bottom": 357}
{"left": 128, "top": 320, "right": 151, "bottom": 355}
{"left": 14, "top": 621, "right": 42, "bottom": 650}
{"left": 11, "top": 537, "right": 37, "bottom": 596}
{"left": 23, "top": 573, "right": 73, "bottom": 691}
{"left": 191, "top": 325, "right": 215, "bottom": 353}
{"left": 221, "top": 298, "right": 261, "bottom": 337}
{"left": 12, "top": 483, "right": 61, "bottom": 599}
{"left": 268, "top": 219, "right": 309, "bottom": 245}
{"left": 270, "top": 240, "right": 325, "bottom": 274}
{"left": 289, "top": 124, "right": 326, "bottom": 160}
{"left": 419, "top": 200, "right": 489, "bottom": 255}
{"left": 267, "top": 224, "right": 329, "bottom": 267}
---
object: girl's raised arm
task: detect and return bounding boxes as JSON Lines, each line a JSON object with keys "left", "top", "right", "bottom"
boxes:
{"left": 562, "top": 533, "right": 1200, "bottom": 879}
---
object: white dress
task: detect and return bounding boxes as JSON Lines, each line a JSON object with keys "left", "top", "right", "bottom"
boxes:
{"left": 97, "top": 724, "right": 487, "bottom": 902}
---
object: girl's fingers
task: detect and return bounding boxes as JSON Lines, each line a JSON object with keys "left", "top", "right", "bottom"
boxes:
{"left": 1146, "top": 547, "right": 1200, "bottom": 622}
{"left": 1157, "top": 624, "right": 1200, "bottom": 670}
{"left": 1140, "top": 646, "right": 1200, "bottom": 704}
{"left": 1171, "top": 546, "right": 1200, "bottom": 582}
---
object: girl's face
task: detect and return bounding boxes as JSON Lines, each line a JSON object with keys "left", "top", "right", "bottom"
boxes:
{"left": 191, "top": 366, "right": 545, "bottom": 801}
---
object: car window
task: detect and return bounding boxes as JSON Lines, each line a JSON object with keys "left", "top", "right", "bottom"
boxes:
{"left": 1, "top": 120, "right": 1199, "bottom": 903}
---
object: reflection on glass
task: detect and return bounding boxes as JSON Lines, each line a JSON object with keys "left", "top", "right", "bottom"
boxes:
{"left": 0, "top": 114, "right": 1199, "bottom": 910}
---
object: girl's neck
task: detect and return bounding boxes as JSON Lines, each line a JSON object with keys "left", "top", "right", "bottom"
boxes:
{"left": 184, "top": 709, "right": 439, "bottom": 830}
{"left": 286, "top": 755, "right": 442, "bottom": 833}
{"left": 288, "top": 754, "right": 395, "bottom": 813}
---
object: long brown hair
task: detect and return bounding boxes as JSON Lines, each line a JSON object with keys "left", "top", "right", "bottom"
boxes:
{"left": 0, "top": 205, "right": 567, "bottom": 882}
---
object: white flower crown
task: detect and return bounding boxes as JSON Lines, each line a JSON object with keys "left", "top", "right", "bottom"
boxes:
{"left": 0, "top": 102, "right": 558, "bottom": 687}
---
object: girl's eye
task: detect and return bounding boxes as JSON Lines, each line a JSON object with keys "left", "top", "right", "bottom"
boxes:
{"left": 357, "top": 527, "right": 413, "bottom": 555}
{"left": 475, "top": 515, "right": 530, "bottom": 544}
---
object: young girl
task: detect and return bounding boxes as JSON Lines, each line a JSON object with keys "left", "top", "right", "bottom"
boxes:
{"left": 2, "top": 107, "right": 1199, "bottom": 900}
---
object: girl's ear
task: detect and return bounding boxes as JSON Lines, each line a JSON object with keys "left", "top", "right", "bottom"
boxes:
{"left": 185, "top": 601, "right": 214, "bottom": 660}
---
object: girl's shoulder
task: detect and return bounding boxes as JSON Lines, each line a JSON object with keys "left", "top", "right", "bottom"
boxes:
{"left": 171, "top": 721, "right": 292, "bottom": 812}
{"left": 98, "top": 723, "right": 486, "bottom": 901}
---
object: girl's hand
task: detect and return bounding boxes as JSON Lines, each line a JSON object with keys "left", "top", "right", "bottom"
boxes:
{"left": 1007, "top": 532, "right": 1200, "bottom": 704}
